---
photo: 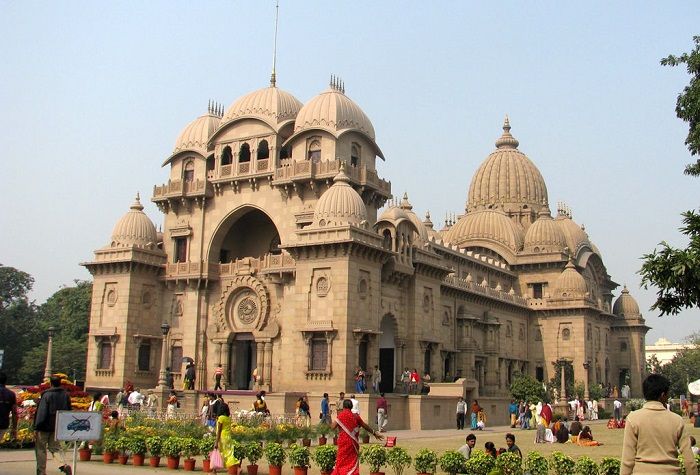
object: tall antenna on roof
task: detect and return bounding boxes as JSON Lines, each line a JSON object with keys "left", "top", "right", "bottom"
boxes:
{"left": 270, "top": 0, "right": 279, "bottom": 87}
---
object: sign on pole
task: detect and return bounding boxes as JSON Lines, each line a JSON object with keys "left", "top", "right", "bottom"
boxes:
{"left": 55, "top": 411, "right": 103, "bottom": 441}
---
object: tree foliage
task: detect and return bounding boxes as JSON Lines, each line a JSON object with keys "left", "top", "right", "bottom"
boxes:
{"left": 657, "top": 335, "right": 700, "bottom": 397}
{"left": 509, "top": 373, "right": 546, "bottom": 403}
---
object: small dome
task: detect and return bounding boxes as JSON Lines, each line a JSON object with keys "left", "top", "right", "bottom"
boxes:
{"left": 172, "top": 110, "right": 221, "bottom": 155}
{"left": 378, "top": 205, "right": 410, "bottom": 224}
{"left": 294, "top": 78, "right": 376, "bottom": 140}
{"left": 110, "top": 194, "right": 158, "bottom": 249}
{"left": 222, "top": 85, "right": 303, "bottom": 131}
{"left": 524, "top": 210, "right": 567, "bottom": 252}
{"left": 313, "top": 164, "right": 367, "bottom": 226}
{"left": 445, "top": 209, "right": 524, "bottom": 253}
{"left": 553, "top": 260, "right": 588, "bottom": 298}
{"left": 613, "top": 285, "right": 641, "bottom": 318}
{"left": 554, "top": 213, "right": 591, "bottom": 255}
{"left": 399, "top": 193, "right": 428, "bottom": 241}
{"left": 467, "top": 118, "right": 549, "bottom": 214}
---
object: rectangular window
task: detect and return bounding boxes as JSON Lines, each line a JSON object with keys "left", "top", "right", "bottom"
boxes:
{"left": 310, "top": 336, "right": 328, "bottom": 371}
{"left": 536, "top": 366, "right": 544, "bottom": 382}
{"left": 98, "top": 342, "right": 112, "bottom": 369}
{"left": 532, "top": 283, "right": 543, "bottom": 299}
{"left": 170, "top": 346, "right": 183, "bottom": 373}
{"left": 138, "top": 342, "right": 151, "bottom": 371}
{"left": 174, "top": 238, "right": 187, "bottom": 263}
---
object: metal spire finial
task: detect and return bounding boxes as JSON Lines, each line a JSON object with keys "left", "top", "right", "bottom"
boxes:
{"left": 270, "top": 0, "right": 279, "bottom": 87}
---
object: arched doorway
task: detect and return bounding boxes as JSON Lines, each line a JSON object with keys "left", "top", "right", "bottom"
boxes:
{"left": 229, "top": 333, "right": 257, "bottom": 390}
{"left": 379, "top": 315, "right": 396, "bottom": 393}
{"left": 209, "top": 207, "right": 281, "bottom": 264}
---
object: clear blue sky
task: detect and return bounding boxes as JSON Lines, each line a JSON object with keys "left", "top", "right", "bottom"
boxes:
{"left": 1, "top": 1, "right": 698, "bottom": 343}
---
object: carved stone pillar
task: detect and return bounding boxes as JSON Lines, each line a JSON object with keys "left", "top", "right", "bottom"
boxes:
{"left": 324, "top": 333, "right": 334, "bottom": 373}
{"left": 221, "top": 342, "right": 230, "bottom": 390}
{"left": 256, "top": 341, "right": 265, "bottom": 386}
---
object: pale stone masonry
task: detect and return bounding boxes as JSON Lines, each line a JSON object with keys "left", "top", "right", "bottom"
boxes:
{"left": 82, "top": 77, "right": 648, "bottom": 407}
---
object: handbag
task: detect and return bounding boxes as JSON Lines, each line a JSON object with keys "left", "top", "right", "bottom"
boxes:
{"left": 210, "top": 449, "right": 224, "bottom": 470}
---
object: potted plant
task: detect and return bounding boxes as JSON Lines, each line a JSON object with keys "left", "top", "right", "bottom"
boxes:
{"left": 317, "top": 423, "right": 332, "bottom": 445}
{"left": 463, "top": 450, "right": 495, "bottom": 475}
{"left": 264, "top": 442, "right": 286, "bottom": 475}
{"left": 549, "top": 452, "right": 575, "bottom": 475}
{"left": 147, "top": 435, "right": 164, "bottom": 468}
{"left": 288, "top": 443, "right": 311, "bottom": 475}
{"left": 244, "top": 441, "right": 264, "bottom": 475}
{"left": 360, "top": 444, "right": 388, "bottom": 475}
{"left": 300, "top": 425, "right": 315, "bottom": 447}
{"left": 386, "top": 447, "right": 412, "bottom": 475}
{"left": 102, "top": 435, "right": 118, "bottom": 464}
{"left": 360, "top": 427, "right": 371, "bottom": 444}
{"left": 128, "top": 435, "right": 148, "bottom": 466}
{"left": 598, "top": 457, "right": 622, "bottom": 475}
{"left": 230, "top": 439, "right": 245, "bottom": 474}
{"left": 200, "top": 437, "right": 215, "bottom": 473}
{"left": 312, "top": 444, "right": 337, "bottom": 475}
{"left": 523, "top": 452, "right": 548, "bottom": 475}
{"left": 413, "top": 448, "right": 438, "bottom": 475}
{"left": 181, "top": 437, "right": 200, "bottom": 471}
{"left": 162, "top": 436, "right": 183, "bottom": 470}
{"left": 438, "top": 450, "right": 466, "bottom": 475}
{"left": 495, "top": 451, "right": 523, "bottom": 475}
{"left": 78, "top": 442, "right": 92, "bottom": 462}
{"left": 573, "top": 456, "right": 598, "bottom": 475}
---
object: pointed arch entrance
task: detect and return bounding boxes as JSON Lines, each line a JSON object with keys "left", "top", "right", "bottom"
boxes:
{"left": 379, "top": 314, "right": 397, "bottom": 393}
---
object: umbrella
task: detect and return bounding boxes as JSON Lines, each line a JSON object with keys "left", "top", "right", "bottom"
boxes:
{"left": 182, "top": 356, "right": 194, "bottom": 364}
{"left": 688, "top": 379, "right": 700, "bottom": 396}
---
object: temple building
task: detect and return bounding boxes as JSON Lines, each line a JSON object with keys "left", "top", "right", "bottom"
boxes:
{"left": 82, "top": 75, "right": 648, "bottom": 404}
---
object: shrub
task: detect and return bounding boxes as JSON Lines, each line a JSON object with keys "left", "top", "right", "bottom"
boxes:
{"left": 162, "top": 437, "right": 183, "bottom": 458}
{"left": 200, "top": 437, "right": 215, "bottom": 460}
{"left": 573, "top": 455, "right": 597, "bottom": 475}
{"left": 312, "top": 444, "right": 337, "bottom": 472}
{"left": 510, "top": 373, "right": 546, "bottom": 403}
{"left": 438, "top": 450, "right": 466, "bottom": 475}
{"left": 361, "top": 444, "right": 388, "bottom": 473}
{"left": 103, "top": 435, "right": 119, "bottom": 454}
{"left": 549, "top": 451, "right": 575, "bottom": 475}
{"left": 463, "top": 449, "right": 495, "bottom": 475}
{"left": 146, "top": 436, "right": 164, "bottom": 457}
{"left": 115, "top": 435, "right": 130, "bottom": 455}
{"left": 244, "top": 441, "right": 263, "bottom": 465}
{"left": 127, "top": 435, "right": 147, "bottom": 455}
{"left": 231, "top": 439, "right": 246, "bottom": 464}
{"left": 264, "top": 442, "right": 286, "bottom": 467}
{"left": 523, "top": 451, "right": 548, "bottom": 475}
{"left": 626, "top": 399, "right": 645, "bottom": 411}
{"left": 414, "top": 448, "right": 438, "bottom": 474}
{"left": 598, "top": 457, "right": 621, "bottom": 475}
{"left": 288, "top": 443, "right": 311, "bottom": 468}
{"left": 495, "top": 451, "right": 523, "bottom": 475}
{"left": 181, "top": 437, "right": 199, "bottom": 459}
{"left": 386, "top": 446, "right": 412, "bottom": 475}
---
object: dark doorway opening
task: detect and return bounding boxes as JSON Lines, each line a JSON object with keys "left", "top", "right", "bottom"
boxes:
{"left": 229, "top": 334, "right": 256, "bottom": 390}
{"left": 379, "top": 348, "right": 394, "bottom": 393}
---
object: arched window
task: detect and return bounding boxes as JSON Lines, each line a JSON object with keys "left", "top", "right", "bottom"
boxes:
{"left": 183, "top": 161, "right": 194, "bottom": 183}
{"left": 351, "top": 144, "right": 360, "bottom": 167}
{"left": 382, "top": 230, "right": 392, "bottom": 250}
{"left": 280, "top": 145, "right": 291, "bottom": 160}
{"left": 620, "top": 341, "right": 628, "bottom": 352}
{"left": 239, "top": 143, "right": 251, "bottom": 163}
{"left": 257, "top": 140, "right": 269, "bottom": 160}
{"left": 137, "top": 341, "right": 151, "bottom": 371}
{"left": 221, "top": 146, "right": 233, "bottom": 166}
{"left": 307, "top": 139, "right": 321, "bottom": 162}
{"left": 98, "top": 341, "right": 112, "bottom": 369}
{"left": 562, "top": 328, "right": 571, "bottom": 340}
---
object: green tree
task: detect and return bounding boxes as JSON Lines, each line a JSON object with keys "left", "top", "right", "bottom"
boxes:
{"left": 658, "top": 338, "right": 700, "bottom": 397}
{"left": 509, "top": 373, "right": 546, "bottom": 403}
{"left": 548, "top": 360, "right": 574, "bottom": 400}
{"left": 640, "top": 37, "right": 700, "bottom": 315}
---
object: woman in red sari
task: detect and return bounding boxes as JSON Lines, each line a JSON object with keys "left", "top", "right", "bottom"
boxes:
{"left": 331, "top": 399, "right": 383, "bottom": 475}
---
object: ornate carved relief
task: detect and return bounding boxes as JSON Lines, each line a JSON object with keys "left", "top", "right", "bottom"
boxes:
{"left": 316, "top": 276, "right": 330, "bottom": 296}
{"left": 215, "top": 275, "right": 270, "bottom": 334}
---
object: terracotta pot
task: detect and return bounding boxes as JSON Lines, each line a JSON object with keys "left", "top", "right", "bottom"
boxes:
{"left": 318, "top": 436, "right": 327, "bottom": 446}
{"left": 361, "top": 435, "right": 370, "bottom": 444}
{"left": 150, "top": 456, "right": 161, "bottom": 467}
{"left": 228, "top": 465, "right": 239, "bottom": 475}
{"left": 118, "top": 454, "right": 129, "bottom": 465}
{"left": 167, "top": 455, "right": 180, "bottom": 469}
{"left": 302, "top": 438, "right": 311, "bottom": 447}
{"left": 78, "top": 448, "right": 91, "bottom": 461}
{"left": 202, "top": 459, "right": 211, "bottom": 472}
{"left": 293, "top": 467, "right": 308, "bottom": 475}
{"left": 269, "top": 465, "right": 282, "bottom": 475}
{"left": 102, "top": 452, "right": 114, "bottom": 464}
{"left": 133, "top": 453, "right": 145, "bottom": 466}
{"left": 247, "top": 464, "right": 259, "bottom": 475}
{"left": 183, "top": 458, "right": 196, "bottom": 471}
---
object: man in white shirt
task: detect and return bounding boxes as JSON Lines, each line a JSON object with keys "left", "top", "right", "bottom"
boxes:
{"left": 128, "top": 388, "right": 145, "bottom": 410}
{"left": 458, "top": 433, "right": 476, "bottom": 459}
{"left": 456, "top": 397, "right": 467, "bottom": 430}
{"left": 350, "top": 394, "right": 360, "bottom": 415}
{"left": 614, "top": 399, "right": 622, "bottom": 421}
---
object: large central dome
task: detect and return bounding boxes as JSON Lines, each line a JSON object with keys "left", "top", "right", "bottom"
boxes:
{"left": 222, "top": 85, "right": 303, "bottom": 131}
{"left": 467, "top": 118, "right": 548, "bottom": 215}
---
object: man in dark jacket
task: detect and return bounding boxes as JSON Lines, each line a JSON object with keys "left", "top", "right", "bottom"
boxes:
{"left": 184, "top": 363, "right": 196, "bottom": 390}
{"left": 34, "top": 376, "right": 72, "bottom": 475}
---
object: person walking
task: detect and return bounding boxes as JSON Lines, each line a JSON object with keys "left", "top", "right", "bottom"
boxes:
{"left": 34, "top": 375, "right": 72, "bottom": 475}
{"left": 372, "top": 365, "right": 382, "bottom": 394}
{"left": 470, "top": 400, "right": 481, "bottom": 430}
{"left": 508, "top": 399, "right": 518, "bottom": 428}
{"left": 321, "top": 393, "right": 331, "bottom": 425}
{"left": 621, "top": 374, "right": 697, "bottom": 474}
{"left": 184, "top": 362, "right": 196, "bottom": 390}
{"left": 331, "top": 399, "right": 383, "bottom": 475}
{"left": 336, "top": 392, "right": 345, "bottom": 415}
{"left": 0, "top": 372, "right": 18, "bottom": 443}
{"left": 614, "top": 399, "right": 622, "bottom": 421}
{"left": 376, "top": 393, "right": 388, "bottom": 432}
{"left": 456, "top": 397, "right": 467, "bottom": 430}
{"left": 214, "top": 364, "right": 224, "bottom": 391}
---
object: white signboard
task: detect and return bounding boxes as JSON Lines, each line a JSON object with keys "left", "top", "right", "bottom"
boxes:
{"left": 55, "top": 411, "right": 103, "bottom": 441}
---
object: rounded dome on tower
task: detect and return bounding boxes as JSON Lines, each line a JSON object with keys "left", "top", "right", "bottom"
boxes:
{"left": 173, "top": 111, "right": 221, "bottom": 155}
{"left": 377, "top": 205, "right": 410, "bottom": 224}
{"left": 554, "top": 213, "right": 591, "bottom": 256}
{"left": 524, "top": 210, "right": 567, "bottom": 253}
{"left": 613, "top": 285, "right": 640, "bottom": 318}
{"left": 398, "top": 193, "right": 428, "bottom": 241}
{"left": 467, "top": 118, "right": 549, "bottom": 214}
{"left": 313, "top": 164, "right": 368, "bottom": 227}
{"left": 221, "top": 85, "right": 303, "bottom": 132}
{"left": 445, "top": 209, "right": 524, "bottom": 253}
{"left": 553, "top": 260, "right": 588, "bottom": 298}
{"left": 110, "top": 194, "right": 158, "bottom": 249}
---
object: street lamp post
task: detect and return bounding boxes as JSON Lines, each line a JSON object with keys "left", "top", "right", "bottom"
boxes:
{"left": 43, "top": 326, "right": 55, "bottom": 379}
{"left": 583, "top": 361, "right": 591, "bottom": 400}
{"left": 157, "top": 323, "right": 171, "bottom": 388}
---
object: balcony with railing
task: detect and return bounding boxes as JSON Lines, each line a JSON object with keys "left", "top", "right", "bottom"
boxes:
{"left": 153, "top": 178, "right": 212, "bottom": 202}
{"left": 162, "top": 253, "right": 296, "bottom": 281}
{"left": 208, "top": 158, "right": 272, "bottom": 181}
{"left": 442, "top": 275, "right": 528, "bottom": 307}
{"left": 273, "top": 159, "right": 391, "bottom": 197}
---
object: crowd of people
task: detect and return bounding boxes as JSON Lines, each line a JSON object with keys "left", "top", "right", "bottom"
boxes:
{"left": 458, "top": 432, "right": 522, "bottom": 460}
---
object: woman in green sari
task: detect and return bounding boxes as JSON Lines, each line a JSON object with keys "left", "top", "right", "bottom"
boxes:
{"left": 213, "top": 403, "right": 239, "bottom": 473}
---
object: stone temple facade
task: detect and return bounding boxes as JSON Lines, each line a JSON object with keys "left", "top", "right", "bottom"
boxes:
{"left": 82, "top": 76, "right": 648, "bottom": 403}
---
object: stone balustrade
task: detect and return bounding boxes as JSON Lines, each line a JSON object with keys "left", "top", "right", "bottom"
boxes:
{"left": 442, "top": 275, "right": 527, "bottom": 306}
{"left": 163, "top": 254, "right": 296, "bottom": 281}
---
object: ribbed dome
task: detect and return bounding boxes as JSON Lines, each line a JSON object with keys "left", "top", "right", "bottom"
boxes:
{"left": 553, "top": 260, "right": 588, "bottom": 298}
{"left": 467, "top": 118, "right": 549, "bottom": 214}
{"left": 399, "top": 193, "right": 428, "bottom": 241}
{"left": 445, "top": 209, "right": 524, "bottom": 252}
{"left": 223, "top": 85, "right": 302, "bottom": 130}
{"left": 378, "top": 205, "right": 410, "bottom": 223}
{"left": 313, "top": 164, "right": 367, "bottom": 226}
{"left": 110, "top": 194, "right": 158, "bottom": 249}
{"left": 554, "top": 214, "right": 591, "bottom": 255}
{"left": 295, "top": 80, "right": 376, "bottom": 140}
{"left": 524, "top": 210, "right": 567, "bottom": 252}
{"left": 613, "top": 285, "right": 640, "bottom": 317}
{"left": 173, "top": 112, "right": 220, "bottom": 155}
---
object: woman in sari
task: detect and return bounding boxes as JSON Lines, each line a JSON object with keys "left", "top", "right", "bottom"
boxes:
{"left": 213, "top": 404, "right": 239, "bottom": 474}
{"left": 331, "top": 399, "right": 383, "bottom": 475}
{"left": 470, "top": 400, "right": 481, "bottom": 430}
{"left": 577, "top": 425, "right": 603, "bottom": 446}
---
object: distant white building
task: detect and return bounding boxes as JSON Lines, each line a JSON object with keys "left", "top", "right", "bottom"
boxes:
{"left": 645, "top": 338, "right": 692, "bottom": 365}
